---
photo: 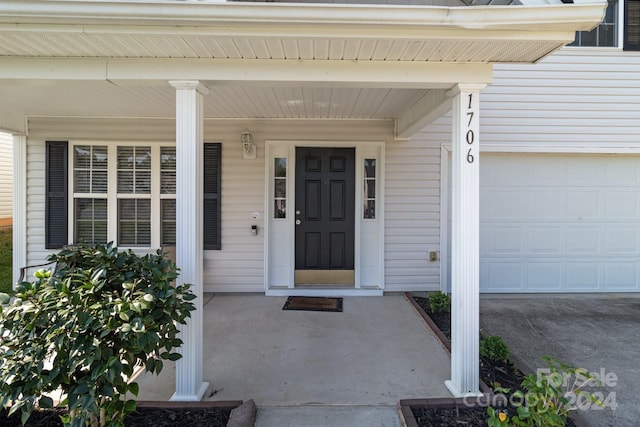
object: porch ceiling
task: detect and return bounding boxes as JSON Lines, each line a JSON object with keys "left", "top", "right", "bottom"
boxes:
{"left": 0, "top": 0, "right": 606, "bottom": 135}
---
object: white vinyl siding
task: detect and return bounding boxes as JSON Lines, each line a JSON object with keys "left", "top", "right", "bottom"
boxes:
{"left": 26, "top": 118, "right": 415, "bottom": 293}
{"left": 0, "top": 133, "right": 12, "bottom": 222}
{"left": 482, "top": 49, "right": 640, "bottom": 148}
{"left": 384, "top": 132, "right": 443, "bottom": 292}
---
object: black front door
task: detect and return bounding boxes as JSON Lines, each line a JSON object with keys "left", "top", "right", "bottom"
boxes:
{"left": 295, "top": 147, "right": 355, "bottom": 284}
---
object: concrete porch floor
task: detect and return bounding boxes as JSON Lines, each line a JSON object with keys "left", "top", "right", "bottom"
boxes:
{"left": 133, "top": 294, "right": 451, "bottom": 424}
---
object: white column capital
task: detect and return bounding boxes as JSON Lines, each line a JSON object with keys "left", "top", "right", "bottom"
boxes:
{"left": 446, "top": 83, "right": 487, "bottom": 98}
{"left": 169, "top": 80, "right": 210, "bottom": 95}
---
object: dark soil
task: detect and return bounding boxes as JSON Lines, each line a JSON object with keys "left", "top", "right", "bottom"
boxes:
{"left": 0, "top": 406, "right": 233, "bottom": 427}
{"left": 409, "top": 294, "right": 576, "bottom": 427}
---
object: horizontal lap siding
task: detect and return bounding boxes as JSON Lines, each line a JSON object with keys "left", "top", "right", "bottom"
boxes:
{"left": 26, "top": 117, "right": 394, "bottom": 292}
{"left": 384, "top": 118, "right": 449, "bottom": 292}
{"left": 0, "top": 133, "right": 12, "bottom": 221}
{"left": 483, "top": 49, "right": 640, "bottom": 147}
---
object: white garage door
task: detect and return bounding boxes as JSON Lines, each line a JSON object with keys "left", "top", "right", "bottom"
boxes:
{"left": 448, "top": 153, "right": 640, "bottom": 293}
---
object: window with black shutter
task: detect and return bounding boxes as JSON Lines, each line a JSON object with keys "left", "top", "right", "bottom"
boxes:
{"left": 204, "top": 143, "right": 222, "bottom": 250}
{"left": 625, "top": 0, "right": 640, "bottom": 50}
{"left": 45, "top": 141, "right": 68, "bottom": 249}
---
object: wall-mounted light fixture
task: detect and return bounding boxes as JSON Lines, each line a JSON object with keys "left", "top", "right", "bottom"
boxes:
{"left": 241, "top": 128, "right": 256, "bottom": 160}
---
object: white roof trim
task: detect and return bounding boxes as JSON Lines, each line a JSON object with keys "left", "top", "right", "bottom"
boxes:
{"left": 0, "top": 1, "right": 606, "bottom": 33}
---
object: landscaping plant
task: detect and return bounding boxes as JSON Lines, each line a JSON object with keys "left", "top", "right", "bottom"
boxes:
{"left": 487, "top": 356, "right": 604, "bottom": 427}
{"left": 480, "top": 335, "right": 510, "bottom": 362}
{"left": 428, "top": 291, "right": 451, "bottom": 314}
{"left": 0, "top": 242, "right": 196, "bottom": 427}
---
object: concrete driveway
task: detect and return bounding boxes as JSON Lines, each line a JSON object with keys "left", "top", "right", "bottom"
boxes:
{"left": 480, "top": 294, "right": 640, "bottom": 427}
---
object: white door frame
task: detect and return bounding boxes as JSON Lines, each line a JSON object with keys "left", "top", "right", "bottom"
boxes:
{"left": 264, "top": 140, "right": 385, "bottom": 296}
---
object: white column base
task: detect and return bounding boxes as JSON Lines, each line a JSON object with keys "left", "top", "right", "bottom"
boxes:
{"left": 170, "top": 381, "right": 211, "bottom": 402}
{"left": 445, "top": 380, "right": 484, "bottom": 399}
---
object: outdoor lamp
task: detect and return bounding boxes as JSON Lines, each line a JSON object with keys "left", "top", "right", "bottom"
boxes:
{"left": 241, "top": 128, "right": 256, "bottom": 159}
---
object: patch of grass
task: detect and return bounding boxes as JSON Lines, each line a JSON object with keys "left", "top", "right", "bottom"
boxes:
{"left": 0, "top": 227, "right": 12, "bottom": 294}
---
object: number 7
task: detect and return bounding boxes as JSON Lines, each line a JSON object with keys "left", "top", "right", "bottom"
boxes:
{"left": 466, "top": 112, "right": 474, "bottom": 127}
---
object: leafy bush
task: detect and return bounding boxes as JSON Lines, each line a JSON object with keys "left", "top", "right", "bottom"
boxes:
{"left": 487, "top": 356, "right": 604, "bottom": 427}
{"left": 0, "top": 242, "right": 196, "bottom": 427}
{"left": 428, "top": 291, "right": 451, "bottom": 314}
{"left": 480, "top": 335, "right": 510, "bottom": 362}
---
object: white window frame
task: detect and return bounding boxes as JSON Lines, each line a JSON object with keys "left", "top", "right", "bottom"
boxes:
{"left": 68, "top": 141, "right": 176, "bottom": 250}
{"left": 567, "top": 0, "right": 621, "bottom": 49}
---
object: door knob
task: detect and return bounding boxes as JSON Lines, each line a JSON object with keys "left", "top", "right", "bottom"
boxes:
{"left": 296, "top": 219, "right": 301, "bottom": 225}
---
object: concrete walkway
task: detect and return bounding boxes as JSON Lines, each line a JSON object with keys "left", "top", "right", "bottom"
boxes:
{"left": 134, "top": 294, "right": 451, "bottom": 425}
{"left": 480, "top": 294, "right": 640, "bottom": 427}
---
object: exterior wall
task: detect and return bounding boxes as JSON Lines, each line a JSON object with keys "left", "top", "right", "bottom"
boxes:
{"left": 0, "top": 132, "right": 12, "bottom": 224}
{"left": 384, "top": 130, "right": 444, "bottom": 292}
{"left": 483, "top": 48, "right": 640, "bottom": 150}
{"left": 28, "top": 117, "right": 428, "bottom": 293}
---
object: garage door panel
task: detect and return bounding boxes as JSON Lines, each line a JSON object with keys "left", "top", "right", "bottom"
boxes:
{"left": 486, "top": 262, "right": 524, "bottom": 291}
{"left": 529, "top": 157, "right": 567, "bottom": 185}
{"left": 481, "top": 157, "right": 526, "bottom": 185}
{"left": 484, "top": 226, "right": 524, "bottom": 255}
{"left": 604, "top": 158, "right": 640, "bottom": 185}
{"left": 568, "top": 158, "right": 603, "bottom": 185}
{"left": 567, "top": 191, "right": 601, "bottom": 218}
{"left": 604, "top": 191, "right": 639, "bottom": 218}
{"left": 604, "top": 263, "right": 638, "bottom": 290}
{"left": 528, "top": 226, "right": 563, "bottom": 255}
{"left": 527, "top": 191, "right": 564, "bottom": 219}
{"left": 481, "top": 190, "right": 524, "bottom": 218}
{"left": 566, "top": 226, "right": 600, "bottom": 254}
{"left": 605, "top": 226, "right": 639, "bottom": 254}
{"left": 566, "top": 263, "right": 599, "bottom": 291}
{"left": 526, "top": 262, "right": 563, "bottom": 291}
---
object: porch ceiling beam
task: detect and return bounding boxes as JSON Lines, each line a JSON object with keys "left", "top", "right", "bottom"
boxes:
{"left": 395, "top": 89, "right": 453, "bottom": 140}
{"left": 0, "top": 58, "right": 494, "bottom": 89}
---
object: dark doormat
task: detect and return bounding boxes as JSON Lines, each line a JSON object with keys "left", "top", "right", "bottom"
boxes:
{"left": 282, "top": 296, "right": 343, "bottom": 312}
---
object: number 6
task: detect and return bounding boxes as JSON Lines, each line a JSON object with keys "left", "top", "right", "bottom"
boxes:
{"left": 467, "top": 149, "right": 474, "bottom": 164}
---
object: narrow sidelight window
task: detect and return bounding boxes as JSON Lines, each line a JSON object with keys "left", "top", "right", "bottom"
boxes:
{"left": 274, "top": 158, "right": 287, "bottom": 219}
{"left": 364, "top": 158, "right": 376, "bottom": 219}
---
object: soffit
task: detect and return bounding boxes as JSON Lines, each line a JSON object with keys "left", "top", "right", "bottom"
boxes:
{"left": 0, "top": 32, "right": 565, "bottom": 64}
{"left": 0, "top": 80, "right": 427, "bottom": 120}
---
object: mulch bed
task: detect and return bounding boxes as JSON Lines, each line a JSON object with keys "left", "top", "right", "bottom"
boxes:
{"left": 0, "top": 402, "right": 239, "bottom": 427}
{"left": 405, "top": 294, "right": 578, "bottom": 427}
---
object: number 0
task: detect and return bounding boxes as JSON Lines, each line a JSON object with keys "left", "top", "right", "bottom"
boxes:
{"left": 466, "top": 130, "right": 474, "bottom": 145}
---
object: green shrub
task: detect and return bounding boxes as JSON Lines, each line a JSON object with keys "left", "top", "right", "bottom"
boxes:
{"left": 487, "top": 356, "right": 605, "bottom": 427}
{"left": 428, "top": 291, "right": 451, "bottom": 314}
{"left": 480, "top": 335, "right": 510, "bottom": 362}
{"left": 0, "top": 242, "right": 196, "bottom": 427}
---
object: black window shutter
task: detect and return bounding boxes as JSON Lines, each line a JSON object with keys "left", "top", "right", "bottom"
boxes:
{"left": 204, "top": 143, "right": 221, "bottom": 250}
{"left": 45, "top": 141, "right": 68, "bottom": 249}
{"left": 625, "top": 0, "right": 640, "bottom": 50}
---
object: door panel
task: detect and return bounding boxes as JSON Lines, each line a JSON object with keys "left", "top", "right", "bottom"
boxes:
{"left": 295, "top": 147, "right": 355, "bottom": 274}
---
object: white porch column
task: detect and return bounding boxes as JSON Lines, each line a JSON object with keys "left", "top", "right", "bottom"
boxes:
{"left": 12, "top": 134, "right": 27, "bottom": 287}
{"left": 445, "top": 83, "right": 486, "bottom": 397}
{"left": 169, "top": 80, "right": 210, "bottom": 401}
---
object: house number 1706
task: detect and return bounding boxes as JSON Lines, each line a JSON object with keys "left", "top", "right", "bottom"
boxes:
{"left": 466, "top": 93, "right": 476, "bottom": 164}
